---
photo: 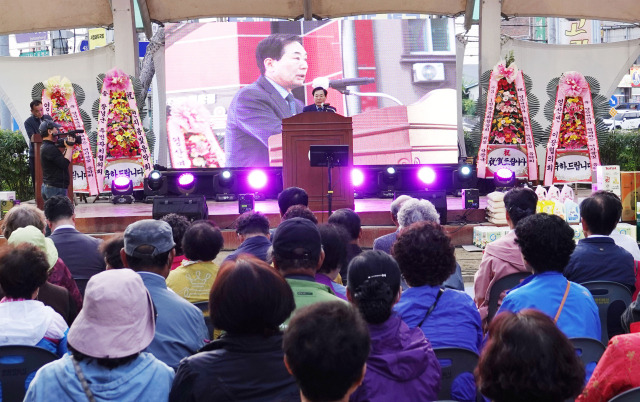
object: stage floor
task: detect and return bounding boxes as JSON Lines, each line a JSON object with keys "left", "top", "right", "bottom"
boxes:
{"left": 68, "top": 196, "right": 489, "bottom": 248}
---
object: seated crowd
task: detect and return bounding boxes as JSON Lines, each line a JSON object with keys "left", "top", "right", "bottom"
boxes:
{"left": 0, "top": 186, "right": 640, "bottom": 401}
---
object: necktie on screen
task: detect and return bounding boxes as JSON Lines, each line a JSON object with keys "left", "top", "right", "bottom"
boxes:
{"left": 285, "top": 94, "right": 297, "bottom": 116}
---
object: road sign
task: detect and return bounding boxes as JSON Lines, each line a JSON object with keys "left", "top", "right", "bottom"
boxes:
{"left": 609, "top": 96, "right": 619, "bottom": 108}
{"left": 609, "top": 108, "right": 618, "bottom": 118}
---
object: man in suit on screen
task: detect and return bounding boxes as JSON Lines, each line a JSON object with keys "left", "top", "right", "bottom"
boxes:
{"left": 225, "top": 34, "right": 308, "bottom": 167}
{"left": 302, "top": 87, "right": 336, "bottom": 113}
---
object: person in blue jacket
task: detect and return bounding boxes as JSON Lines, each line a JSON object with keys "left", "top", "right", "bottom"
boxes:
{"left": 393, "top": 221, "right": 482, "bottom": 402}
{"left": 497, "top": 213, "right": 601, "bottom": 341}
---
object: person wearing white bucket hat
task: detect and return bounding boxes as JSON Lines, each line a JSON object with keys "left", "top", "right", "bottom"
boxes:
{"left": 24, "top": 268, "right": 175, "bottom": 401}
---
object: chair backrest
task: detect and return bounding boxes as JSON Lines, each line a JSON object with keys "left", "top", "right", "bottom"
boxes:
{"left": 581, "top": 281, "right": 632, "bottom": 343}
{"left": 609, "top": 386, "right": 640, "bottom": 402}
{"left": 433, "top": 347, "right": 479, "bottom": 401}
{"left": 192, "top": 301, "right": 214, "bottom": 339}
{"left": 0, "top": 345, "right": 58, "bottom": 402}
{"left": 74, "top": 278, "right": 90, "bottom": 297}
{"left": 487, "top": 272, "right": 531, "bottom": 323}
{"left": 570, "top": 337, "right": 606, "bottom": 370}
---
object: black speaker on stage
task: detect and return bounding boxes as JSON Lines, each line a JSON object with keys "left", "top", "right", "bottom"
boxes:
{"left": 394, "top": 190, "right": 448, "bottom": 225}
{"left": 238, "top": 194, "right": 255, "bottom": 214}
{"left": 462, "top": 188, "right": 479, "bottom": 209}
{"left": 152, "top": 196, "right": 208, "bottom": 221}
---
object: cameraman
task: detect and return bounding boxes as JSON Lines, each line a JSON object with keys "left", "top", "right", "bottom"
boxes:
{"left": 39, "top": 120, "right": 76, "bottom": 201}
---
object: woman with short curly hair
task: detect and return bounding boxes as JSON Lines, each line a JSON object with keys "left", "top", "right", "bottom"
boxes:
{"left": 477, "top": 309, "right": 585, "bottom": 402}
{"left": 392, "top": 221, "right": 482, "bottom": 401}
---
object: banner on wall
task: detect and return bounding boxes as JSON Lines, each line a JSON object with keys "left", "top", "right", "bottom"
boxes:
{"left": 41, "top": 76, "right": 98, "bottom": 195}
{"left": 543, "top": 71, "right": 600, "bottom": 185}
{"left": 95, "top": 68, "right": 152, "bottom": 191}
{"left": 477, "top": 60, "right": 538, "bottom": 180}
{"left": 167, "top": 103, "right": 225, "bottom": 168}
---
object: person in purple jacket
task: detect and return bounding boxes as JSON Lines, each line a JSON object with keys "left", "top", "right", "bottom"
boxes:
{"left": 347, "top": 250, "right": 441, "bottom": 401}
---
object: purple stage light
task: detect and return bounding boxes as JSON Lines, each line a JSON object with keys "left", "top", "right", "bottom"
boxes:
{"left": 351, "top": 169, "right": 365, "bottom": 187}
{"left": 178, "top": 173, "right": 195, "bottom": 187}
{"left": 247, "top": 169, "right": 268, "bottom": 190}
{"left": 112, "top": 175, "right": 131, "bottom": 189}
{"left": 417, "top": 167, "right": 436, "bottom": 185}
{"left": 495, "top": 168, "right": 513, "bottom": 179}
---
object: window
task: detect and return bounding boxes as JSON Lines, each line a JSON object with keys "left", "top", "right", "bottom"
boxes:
{"left": 406, "top": 17, "right": 455, "bottom": 54}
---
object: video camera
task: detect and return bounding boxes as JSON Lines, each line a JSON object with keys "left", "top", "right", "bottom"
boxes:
{"left": 54, "top": 130, "right": 84, "bottom": 147}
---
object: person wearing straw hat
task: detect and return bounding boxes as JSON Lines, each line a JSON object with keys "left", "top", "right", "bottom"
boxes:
{"left": 24, "top": 269, "right": 175, "bottom": 401}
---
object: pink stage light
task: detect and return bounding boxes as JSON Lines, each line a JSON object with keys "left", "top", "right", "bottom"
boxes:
{"left": 417, "top": 167, "right": 436, "bottom": 185}
{"left": 113, "top": 175, "right": 131, "bottom": 189}
{"left": 248, "top": 169, "right": 268, "bottom": 189}
{"left": 177, "top": 173, "right": 195, "bottom": 187}
{"left": 351, "top": 169, "right": 365, "bottom": 187}
{"left": 495, "top": 168, "right": 513, "bottom": 179}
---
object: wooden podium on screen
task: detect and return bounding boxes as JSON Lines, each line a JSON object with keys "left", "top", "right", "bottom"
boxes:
{"left": 268, "top": 112, "right": 354, "bottom": 214}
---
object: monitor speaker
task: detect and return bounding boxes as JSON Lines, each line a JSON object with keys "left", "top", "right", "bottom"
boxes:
{"left": 152, "top": 196, "right": 208, "bottom": 221}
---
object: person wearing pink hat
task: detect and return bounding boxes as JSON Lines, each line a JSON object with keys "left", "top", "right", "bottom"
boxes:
{"left": 24, "top": 269, "right": 175, "bottom": 401}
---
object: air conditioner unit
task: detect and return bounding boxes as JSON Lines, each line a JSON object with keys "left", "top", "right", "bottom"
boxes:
{"left": 413, "top": 63, "right": 445, "bottom": 82}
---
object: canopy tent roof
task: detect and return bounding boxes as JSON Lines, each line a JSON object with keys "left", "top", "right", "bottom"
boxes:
{"left": 0, "top": 0, "right": 638, "bottom": 36}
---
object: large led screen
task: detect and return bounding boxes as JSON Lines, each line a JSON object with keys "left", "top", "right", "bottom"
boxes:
{"left": 165, "top": 18, "right": 459, "bottom": 168}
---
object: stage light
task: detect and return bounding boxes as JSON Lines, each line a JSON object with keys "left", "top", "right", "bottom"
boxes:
{"left": 177, "top": 173, "right": 196, "bottom": 195}
{"left": 417, "top": 167, "right": 436, "bottom": 185}
{"left": 386, "top": 166, "right": 396, "bottom": 175}
{"left": 214, "top": 170, "right": 237, "bottom": 202}
{"left": 494, "top": 168, "right": 516, "bottom": 188}
{"left": 147, "top": 170, "right": 164, "bottom": 191}
{"left": 351, "top": 169, "right": 365, "bottom": 187}
{"left": 247, "top": 169, "right": 268, "bottom": 190}
{"left": 111, "top": 175, "right": 133, "bottom": 204}
{"left": 460, "top": 165, "right": 472, "bottom": 177}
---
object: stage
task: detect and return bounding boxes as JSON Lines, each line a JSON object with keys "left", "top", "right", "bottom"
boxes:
{"left": 61, "top": 195, "right": 489, "bottom": 248}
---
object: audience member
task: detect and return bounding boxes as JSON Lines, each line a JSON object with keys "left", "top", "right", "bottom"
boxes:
{"left": 578, "top": 332, "right": 640, "bottom": 401}
{"left": 24, "top": 269, "right": 174, "bottom": 401}
{"left": 1, "top": 203, "right": 82, "bottom": 309}
{"left": 477, "top": 309, "right": 584, "bottom": 402}
{"left": 497, "top": 214, "right": 600, "bottom": 341}
{"left": 283, "top": 301, "right": 369, "bottom": 402}
{"left": 224, "top": 211, "right": 272, "bottom": 263}
{"left": 0, "top": 243, "right": 68, "bottom": 357}
{"left": 392, "top": 221, "right": 481, "bottom": 401}
{"left": 99, "top": 232, "right": 125, "bottom": 269}
{"left": 161, "top": 213, "right": 191, "bottom": 270}
{"left": 315, "top": 224, "right": 350, "bottom": 300}
{"left": 44, "top": 195, "right": 106, "bottom": 295}
{"left": 474, "top": 187, "right": 537, "bottom": 328}
{"left": 272, "top": 218, "right": 345, "bottom": 324}
{"left": 166, "top": 220, "right": 224, "bottom": 303}
{"left": 564, "top": 191, "right": 635, "bottom": 291}
{"left": 278, "top": 187, "right": 309, "bottom": 217}
{"left": 6, "top": 226, "right": 77, "bottom": 324}
{"left": 328, "top": 208, "right": 363, "bottom": 280}
{"left": 282, "top": 204, "right": 318, "bottom": 224}
{"left": 122, "top": 219, "right": 208, "bottom": 369}
{"left": 372, "top": 195, "right": 412, "bottom": 254}
{"left": 170, "top": 256, "right": 299, "bottom": 402}
{"left": 348, "top": 250, "right": 441, "bottom": 401}
{"left": 397, "top": 198, "right": 464, "bottom": 290}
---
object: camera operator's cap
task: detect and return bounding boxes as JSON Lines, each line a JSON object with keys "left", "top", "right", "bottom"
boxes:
{"left": 124, "top": 219, "right": 175, "bottom": 258}
{"left": 38, "top": 119, "right": 61, "bottom": 134}
{"left": 272, "top": 217, "right": 321, "bottom": 260}
{"left": 68, "top": 268, "right": 155, "bottom": 358}
{"left": 7, "top": 225, "right": 58, "bottom": 271}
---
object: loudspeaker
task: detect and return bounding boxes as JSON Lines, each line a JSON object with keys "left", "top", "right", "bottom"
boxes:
{"left": 462, "top": 189, "right": 479, "bottom": 209}
{"left": 152, "top": 196, "right": 208, "bottom": 221}
{"left": 394, "top": 190, "right": 448, "bottom": 225}
{"left": 238, "top": 194, "right": 255, "bottom": 214}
